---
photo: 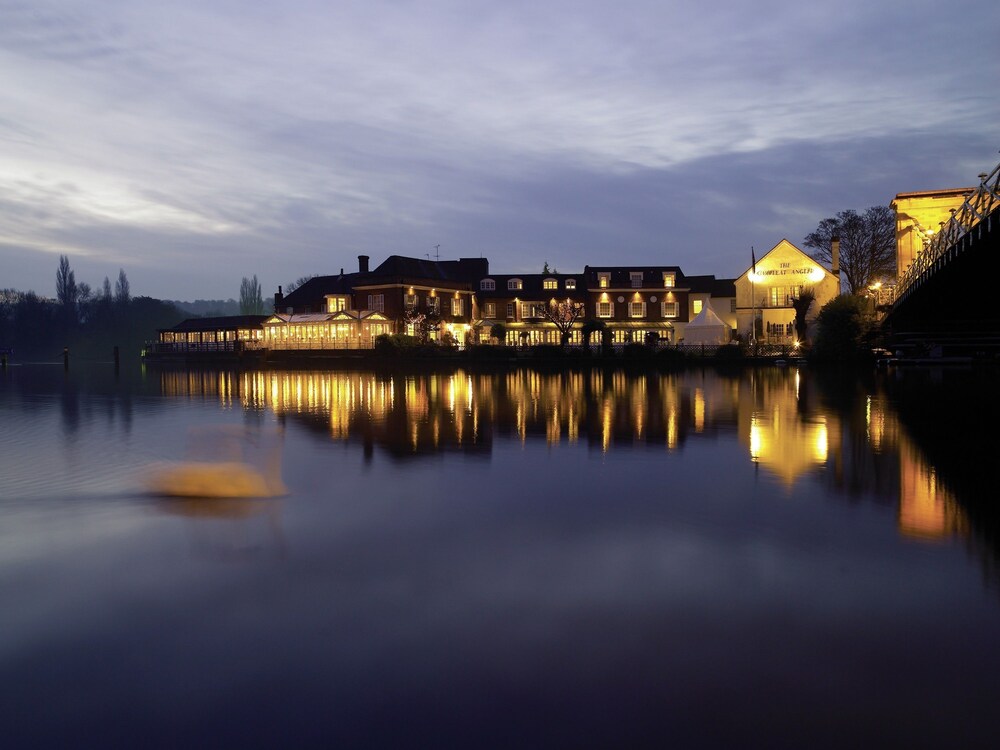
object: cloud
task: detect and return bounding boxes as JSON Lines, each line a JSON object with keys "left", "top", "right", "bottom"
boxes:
{"left": 0, "top": 0, "right": 997, "bottom": 298}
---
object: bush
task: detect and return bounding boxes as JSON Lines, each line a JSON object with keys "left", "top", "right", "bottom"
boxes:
{"left": 811, "top": 295, "right": 876, "bottom": 362}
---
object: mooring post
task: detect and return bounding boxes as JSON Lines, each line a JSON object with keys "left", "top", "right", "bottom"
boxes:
{"left": 113, "top": 345, "right": 120, "bottom": 371}
{"left": 1, "top": 353, "right": 7, "bottom": 369}
{"left": 63, "top": 347, "right": 69, "bottom": 371}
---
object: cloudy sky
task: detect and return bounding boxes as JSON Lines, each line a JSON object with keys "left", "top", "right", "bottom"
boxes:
{"left": 1, "top": 0, "right": 997, "bottom": 301}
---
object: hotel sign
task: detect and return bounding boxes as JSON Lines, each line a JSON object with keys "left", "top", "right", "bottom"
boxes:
{"left": 750, "top": 260, "right": 826, "bottom": 283}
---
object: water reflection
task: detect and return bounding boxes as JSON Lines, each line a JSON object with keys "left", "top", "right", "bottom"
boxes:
{"left": 155, "top": 366, "right": 981, "bottom": 549}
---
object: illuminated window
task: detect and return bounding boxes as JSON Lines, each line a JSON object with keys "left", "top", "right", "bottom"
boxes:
{"left": 598, "top": 301, "right": 613, "bottom": 318}
{"left": 661, "top": 301, "right": 678, "bottom": 318}
{"left": 483, "top": 302, "right": 496, "bottom": 318}
{"left": 506, "top": 303, "right": 514, "bottom": 318}
{"left": 663, "top": 273, "right": 675, "bottom": 288}
{"left": 630, "top": 272, "right": 643, "bottom": 288}
{"left": 521, "top": 302, "right": 546, "bottom": 318}
{"left": 404, "top": 293, "right": 417, "bottom": 311}
{"left": 543, "top": 278, "right": 558, "bottom": 290}
{"left": 598, "top": 273, "right": 610, "bottom": 288}
{"left": 452, "top": 298, "right": 464, "bottom": 316}
{"left": 565, "top": 279, "right": 576, "bottom": 289}
{"left": 481, "top": 279, "right": 495, "bottom": 291}
{"left": 508, "top": 278, "right": 522, "bottom": 291}
{"left": 326, "top": 296, "right": 347, "bottom": 312}
{"left": 692, "top": 299, "right": 703, "bottom": 315}
{"left": 629, "top": 301, "right": 646, "bottom": 317}
{"left": 367, "top": 294, "right": 384, "bottom": 312}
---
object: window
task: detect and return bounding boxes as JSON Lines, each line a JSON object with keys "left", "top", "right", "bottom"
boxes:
{"left": 598, "top": 273, "right": 610, "bottom": 289}
{"left": 481, "top": 279, "right": 495, "bottom": 291}
{"left": 404, "top": 293, "right": 417, "bottom": 311}
{"left": 326, "top": 296, "right": 347, "bottom": 312}
{"left": 663, "top": 273, "right": 675, "bottom": 288}
{"left": 506, "top": 303, "right": 515, "bottom": 319}
{"left": 598, "top": 301, "right": 613, "bottom": 318}
{"left": 521, "top": 302, "right": 546, "bottom": 318}
{"left": 692, "top": 299, "right": 703, "bottom": 315}
{"left": 367, "top": 293, "right": 384, "bottom": 312}
{"left": 661, "top": 301, "right": 678, "bottom": 318}
{"left": 543, "top": 278, "right": 558, "bottom": 290}
{"left": 451, "top": 297, "right": 464, "bottom": 316}
{"left": 730, "top": 299, "right": 737, "bottom": 313}
{"left": 508, "top": 278, "right": 522, "bottom": 291}
{"left": 629, "top": 301, "right": 646, "bottom": 318}
{"left": 630, "top": 272, "right": 643, "bottom": 288}
{"left": 483, "top": 302, "right": 496, "bottom": 318}
{"left": 428, "top": 297, "right": 440, "bottom": 315}
{"left": 565, "top": 279, "right": 576, "bottom": 290}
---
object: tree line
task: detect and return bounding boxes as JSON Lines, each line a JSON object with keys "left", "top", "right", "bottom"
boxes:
{"left": 0, "top": 256, "right": 185, "bottom": 361}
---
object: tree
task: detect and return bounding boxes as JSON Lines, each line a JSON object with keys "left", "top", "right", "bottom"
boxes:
{"left": 790, "top": 288, "right": 816, "bottom": 343}
{"left": 804, "top": 205, "right": 895, "bottom": 295}
{"left": 489, "top": 322, "right": 507, "bottom": 345}
{"left": 538, "top": 299, "right": 585, "bottom": 347}
{"left": 812, "top": 295, "right": 876, "bottom": 362}
{"left": 581, "top": 319, "right": 604, "bottom": 355}
{"left": 55, "top": 255, "right": 78, "bottom": 327}
{"left": 115, "top": 269, "right": 131, "bottom": 307}
{"left": 239, "top": 275, "right": 264, "bottom": 315}
{"left": 285, "top": 275, "right": 317, "bottom": 294}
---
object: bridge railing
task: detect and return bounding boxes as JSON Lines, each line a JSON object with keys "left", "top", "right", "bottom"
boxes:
{"left": 889, "top": 160, "right": 1000, "bottom": 306}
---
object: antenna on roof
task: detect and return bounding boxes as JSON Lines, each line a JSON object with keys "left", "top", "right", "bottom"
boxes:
{"left": 434, "top": 244, "right": 440, "bottom": 261}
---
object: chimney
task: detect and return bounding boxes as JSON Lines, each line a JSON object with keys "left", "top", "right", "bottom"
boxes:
{"left": 358, "top": 255, "right": 369, "bottom": 274}
{"left": 831, "top": 235, "right": 840, "bottom": 275}
{"left": 273, "top": 286, "right": 283, "bottom": 312}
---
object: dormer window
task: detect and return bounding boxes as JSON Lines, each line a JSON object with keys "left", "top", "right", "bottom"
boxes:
{"left": 630, "top": 272, "right": 643, "bottom": 288}
{"left": 508, "top": 278, "right": 523, "bottom": 291}
{"left": 598, "top": 273, "right": 610, "bottom": 289}
{"left": 565, "top": 279, "right": 576, "bottom": 290}
{"left": 481, "top": 279, "right": 495, "bottom": 291}
{"left": 663, "top": 273, "right": 675, "bottom": 288}
{"left": 543, "top": 278, "right": 558, "bottom": 290}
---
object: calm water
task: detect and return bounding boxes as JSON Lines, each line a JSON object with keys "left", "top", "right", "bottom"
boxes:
{"left": 2, "top": 363, "right": 999, "bottom": 748}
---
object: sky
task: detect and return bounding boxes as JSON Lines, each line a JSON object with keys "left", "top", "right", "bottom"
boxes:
{"left": 1, "top": 0, "right": 997, "bottom": 301}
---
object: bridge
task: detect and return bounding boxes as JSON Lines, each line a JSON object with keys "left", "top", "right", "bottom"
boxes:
{"left": 883, "top": 159, "right": 1000, "bottom": 354}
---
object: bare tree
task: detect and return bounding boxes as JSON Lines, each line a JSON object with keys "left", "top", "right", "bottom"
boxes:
{"left": 239, "top": 275, "right": 265, "bottom": 315}
{"left": 55, "top": 255, "right": 78, "bottom": 327}
{"left": 538, "top": 299, "right": 585, "bottom": 347}
{"left": 285, "top": 275, "right": 317, "bottom": 294}
{"left": 114, "top": 269, "right": 131, "bottom": 307}
{"left": 804, "top": 205, "right": 895, "bottom": 295}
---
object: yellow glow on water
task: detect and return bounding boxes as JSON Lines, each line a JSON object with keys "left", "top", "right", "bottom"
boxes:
{"left": 694, "top": 388, "right": 705, "bottom": 432}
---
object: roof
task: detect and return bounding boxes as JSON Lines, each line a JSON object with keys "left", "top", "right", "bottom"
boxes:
{"left": 685, "top": 275, "right": 735, "bottom": 296}
{"left": 369, "top": 255, "right": 488, "bottom": 283}
{"left": 685, "top": 305, "right": 729, "bottom": 329}
{"left": 583, "top": 265, "right": 686, "bottom": 288}
{"left": 166, "top": 315, "right": 268, "bottom": 332}
{"left": 279, "top": 273, "right": 359, "bottom": 311}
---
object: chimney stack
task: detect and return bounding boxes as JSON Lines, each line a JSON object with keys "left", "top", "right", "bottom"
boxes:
{"left": 273, "top": 285, "right": 283, "bottom": 312}
{"left": 358, "top": 255, "right": 369, "bottom": 274}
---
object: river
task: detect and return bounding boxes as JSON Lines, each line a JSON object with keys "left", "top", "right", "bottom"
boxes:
{"left": 1, "top": 362, "right": 998, "bottom": 747}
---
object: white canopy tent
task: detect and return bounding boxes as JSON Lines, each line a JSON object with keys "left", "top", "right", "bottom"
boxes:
{"left": 683, "top": 306, "right": 732, "bottom": 344}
